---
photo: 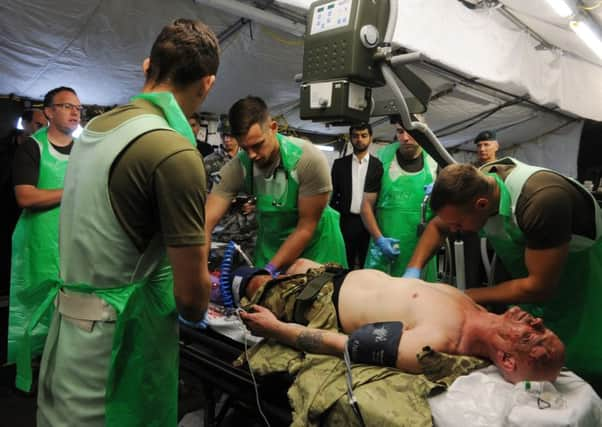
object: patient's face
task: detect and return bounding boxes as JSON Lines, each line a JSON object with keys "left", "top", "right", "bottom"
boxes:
{"left": 501, "top": 307, "right": 565, "bottom": 382}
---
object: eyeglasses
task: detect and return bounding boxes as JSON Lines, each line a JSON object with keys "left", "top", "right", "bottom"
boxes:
{"left": 52, "top": 103, "right": 84, "bottom": 112}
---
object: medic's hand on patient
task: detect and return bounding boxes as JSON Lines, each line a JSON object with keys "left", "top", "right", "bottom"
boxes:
{"left": 402, "top": 267, "right": 422, "bottom": 279}
{"left": 264, "top": 262, "right": 280, "bottom": 277}
{"left": 376, "top": 236, "right": 401, "bottom": 259}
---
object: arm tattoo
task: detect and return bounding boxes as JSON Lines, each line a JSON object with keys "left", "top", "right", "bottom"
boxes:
{"left": 296, "top": 330, "right": 324, "bottom": 353}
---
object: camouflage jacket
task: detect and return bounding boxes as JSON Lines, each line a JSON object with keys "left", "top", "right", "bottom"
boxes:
{"left": 237, "top": 267, "right": 489, "bottom": 427}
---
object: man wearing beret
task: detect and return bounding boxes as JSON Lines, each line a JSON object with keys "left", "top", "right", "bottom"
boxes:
{"left": 474, "top": 130, "right": 499, "bottom": 167}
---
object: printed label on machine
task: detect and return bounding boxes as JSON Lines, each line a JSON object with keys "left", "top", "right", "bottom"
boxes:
{"left": 310, "top": 0, "right": 352, "bottom": 35}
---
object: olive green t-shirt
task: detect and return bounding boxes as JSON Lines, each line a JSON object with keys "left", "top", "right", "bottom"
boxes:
{"left": 87, "top": 99, "right": 206, "bottom": 251}
{"left": 213, "top": 137, "right": 332, "bottom": 200}
{"left": 489, "top": 164, "right": 595, "bottom": 249}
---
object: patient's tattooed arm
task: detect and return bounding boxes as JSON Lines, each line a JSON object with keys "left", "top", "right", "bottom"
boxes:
{"left": 283, "top": 324, "right": 347, "bottom": 356}
{"left": 239, "top": 304, "right": 348, "bottom": 356}
{"left": 296, "top": 330, "right": 325, "bottom": 353}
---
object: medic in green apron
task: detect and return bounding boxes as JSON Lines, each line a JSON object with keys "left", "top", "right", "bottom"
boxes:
{"left": 7, "top": 126, "right": 70, "bottom": 364}
{"left": 30, "top": 93, "right": 211, "bottom": 427}
{"left": 362, "top": 125, "right": 438, "bottom": 280}
{"left": 8, "top": 87, "right": 81, "bottom": 366}
{"left": 407, "top": 158, "right": 602, "bottom": 384}
{"left": 24, "top": 19, "right": 219, "bottom": 427}
{"left": 474, "top": 159, "right": 602, "bottom": 384}
{"left": 206, "top": 96, "right": 347, "bottom": 273}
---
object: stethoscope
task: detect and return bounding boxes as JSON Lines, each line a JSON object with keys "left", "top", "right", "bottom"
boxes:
{"left": 251, "top": 163, "right": 289, "bottom": 207}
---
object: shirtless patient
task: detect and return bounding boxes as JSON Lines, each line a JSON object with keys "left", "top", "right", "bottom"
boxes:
{"left": 238, "top": 259, "right": 565, "bottom": 383}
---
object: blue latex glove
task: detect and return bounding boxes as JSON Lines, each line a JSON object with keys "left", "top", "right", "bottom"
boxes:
{"left": 402, "top": 267, "right": 422, "bottom": 279}
{"left": 424, "top": 183, "right": 434, "bottom": 195}
{"left": 376, "top": 236, "right": 400, "bottom": 259}
{"left": 178, "top": 312, "right": 208, "bottom": 330}
{"left": 264, "top": 262, "right": 281, "bottom": 277}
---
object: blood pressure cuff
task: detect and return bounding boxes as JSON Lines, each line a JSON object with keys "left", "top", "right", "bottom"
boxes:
{"left": 346, "top": 321, "right": 404, "bottom": 367}
{"left": 231, "top": 266, "right": 269, "bottom": 305}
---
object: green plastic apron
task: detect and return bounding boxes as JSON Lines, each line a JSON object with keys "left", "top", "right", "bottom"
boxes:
{"left": 240, "top": 133, "right": 347, "bottom": 268}
{"left": 364, "top": 143, "right": 437, "bottom": 280}
{"left": 481, "top": 157, "right": 602, "bottom": 381}
{"left": 7, "top": 127, "right": 69, "bottom": 363}
{"left": 32, "top": 92, "right": 192, "bottom": 426}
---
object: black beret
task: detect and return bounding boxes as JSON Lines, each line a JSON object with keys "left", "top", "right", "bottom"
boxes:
{"left": 474, "top": 130, "right": 497, "bottom": 144}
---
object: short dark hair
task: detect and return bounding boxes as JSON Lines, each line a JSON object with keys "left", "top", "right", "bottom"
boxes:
{"left": 43, "top": 86, "right": 77, "bottom": 108}
{"left": 229, "top": 96, "right": 269, "bottom": 139}
{"left": 430, "top": 164, "right": 494, "bottom": 212}
{"left": 146, "top": 18, "right": 220, "bottom": 89}
{"left": 349, "top": 122, "right": 372, "bottom": 136}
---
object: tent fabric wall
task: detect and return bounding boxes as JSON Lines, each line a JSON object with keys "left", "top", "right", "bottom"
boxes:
{"left": 498, "top": 120, "right": 583, "bottom": 177}
{"left": 0, "top": 0, "right": 597, "bottom": 174}
{"left": 452, "top": 120, "right": 583, "bottom": 177}
{"left": 282, "top": 0, "right": 602, "bottom": 122}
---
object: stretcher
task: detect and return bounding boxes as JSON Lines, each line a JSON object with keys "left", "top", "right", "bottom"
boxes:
{"left": 179, "top": 306, "right": 602, "bottom": 427}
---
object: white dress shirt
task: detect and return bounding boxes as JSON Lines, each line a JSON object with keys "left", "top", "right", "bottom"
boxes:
{"left": 350, "top": 153, "right": 370, "bottom": 214}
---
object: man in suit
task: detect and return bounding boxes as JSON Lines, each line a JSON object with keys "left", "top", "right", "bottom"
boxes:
{"left": 330, "top": 123, "right": 382, "bottom": 269}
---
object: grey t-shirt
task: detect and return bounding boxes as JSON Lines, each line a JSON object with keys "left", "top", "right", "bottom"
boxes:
{"left": 213, "top": 136, "right": 332, "bottom": 200}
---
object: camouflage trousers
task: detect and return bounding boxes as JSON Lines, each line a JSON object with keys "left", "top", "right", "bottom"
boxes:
{"left": 236, "top": 267, "right": 489, "bottom": 427}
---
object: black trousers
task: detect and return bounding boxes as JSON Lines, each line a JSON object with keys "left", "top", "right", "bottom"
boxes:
{"left": 340, "top": 213, "right": 370, "bottom": 269}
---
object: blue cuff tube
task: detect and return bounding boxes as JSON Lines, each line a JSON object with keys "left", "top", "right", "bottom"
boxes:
{"left": 402, "top": 267, "right": 422, "bottom": 279}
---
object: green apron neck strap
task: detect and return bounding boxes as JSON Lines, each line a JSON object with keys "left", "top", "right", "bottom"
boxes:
{"left": 275, "top": 133, "right": 303, "bottom": 172}
{"left": 130, "top": 92, "right": 195, "bottom": 146}
{"left": 490, "top": 173, "right": 512, "bottom": 217}
{"left": 377, "top": 141, "right": 399, "bottom": 166}
{"left": 30, "top": 126, "right": 49, "bottom": 143}
{"left": 15, "top": 278, "right": 63, "bottom": 392}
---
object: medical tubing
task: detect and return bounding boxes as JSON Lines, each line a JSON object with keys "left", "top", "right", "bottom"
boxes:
{"left": 219, "top": 240, "right": 237, "bottom": 308}
{"left": 234, "top": 242, "right": 254, "bottom": 267}
{"left": 380, "top": 63, "right": 456, "bottom": 166}
{"left": 343, "top": 344, "right": 367, "bottom": 427}
{"left": 237, "top": 309, "right": 271, "bottom": 427}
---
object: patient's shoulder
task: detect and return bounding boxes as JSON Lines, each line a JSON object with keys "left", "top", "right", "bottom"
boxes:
{"left": 286, "top": 258, "right": 322, "bottom": 275}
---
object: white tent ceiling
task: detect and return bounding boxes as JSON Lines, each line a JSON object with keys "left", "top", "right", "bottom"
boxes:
{"left": 1, "top": 0, "right": 600, "bottom": 175}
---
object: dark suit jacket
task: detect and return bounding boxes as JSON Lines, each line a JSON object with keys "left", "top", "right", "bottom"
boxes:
{"left": 330, "top": 153, "right": 382, "bottom": 215}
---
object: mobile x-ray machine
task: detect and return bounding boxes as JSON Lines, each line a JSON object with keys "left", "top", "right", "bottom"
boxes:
{"left": 300, "top": 0, "right": 470, "bottom": 289}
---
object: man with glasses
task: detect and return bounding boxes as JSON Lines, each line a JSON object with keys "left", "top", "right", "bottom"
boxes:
{"left": 8, "top": 87, "right": 81, "bottom": 366}
{"left": 361, "top": 118, "right": 438, "bottom": 279}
